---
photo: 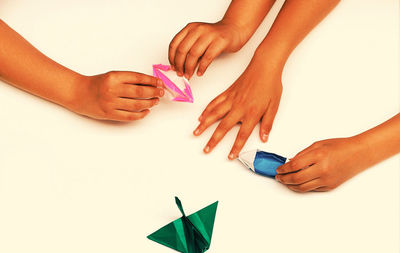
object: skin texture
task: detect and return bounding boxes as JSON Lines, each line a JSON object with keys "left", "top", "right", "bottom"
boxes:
{"left": 276, "top": 113, "right": 400, "bottom": 192}
{"left": 170, "top": 0, "right": 341, "bottom": 159}
{"left": 0, "top": 20, "right": 164, "bottom": 122}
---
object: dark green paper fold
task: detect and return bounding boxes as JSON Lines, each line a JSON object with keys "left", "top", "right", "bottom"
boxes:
{"left": 147, "top": 197, "right": 218, "bottom": 253}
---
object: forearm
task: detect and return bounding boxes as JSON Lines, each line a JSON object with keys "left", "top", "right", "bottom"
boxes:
{"left": 355, "top": 113, "right": 400, "bottom": 166}
{"left": 221, "top": 0, "right": 276, "bottom": 47}
{"left": 0, "top": 20, "right": 84, "bottom": 109}
{"left": 253, "top": 0, "right": 341, "bottom": 70}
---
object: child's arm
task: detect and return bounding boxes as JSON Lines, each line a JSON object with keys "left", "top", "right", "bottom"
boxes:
{"left": 276, "top": 113, "right": 400, "bottom": 192}
{"left": 0, "top": 20, "right": 164, "bottom": 122}
{"left": 168, "top": 0, "right": 277, "bottom": 79}
{"left": 194, "top": 0, "right": 341, "bottom": 159}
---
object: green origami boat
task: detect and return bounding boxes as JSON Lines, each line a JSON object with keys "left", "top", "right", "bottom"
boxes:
{"left": 147, "top": 197, "right": 218, "bottom": 253}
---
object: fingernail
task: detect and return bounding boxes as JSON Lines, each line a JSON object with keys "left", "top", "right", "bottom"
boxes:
{"left": 177, "top": 72, "right": 183, "bottom": 76}
{"left": 157, "top": 79, "right": 163, "bottom": 86}
{"left": 159, "top": 89, "right": 164, "bottom": 96}
{"left": 184, "top": 74, "right": 190, "bottom": 79}
{"left": 204, "top": 146, "right": 210, "bottom": 153}
{"left": 228, "top": 153, "right": 235, "bottom": 160}
{"left": 198, "top": 116, "right": 203, "bottom": 121}
{"left": 262, "top": 133, "right": 269, "bottom": 142}
{"left": 155, "top": 99, "right": 159, "bottom": 105}
{"left": 275, "top": 175, "right": 280, "bottom": 182}
{"left": 171, "top": 66, "right": 175, "bottom": 71}
{"left": 194, "top": 129, "right": 200, "bottom": 135}
{"left": 197, "top": 71, "right": 202, "bottom": 76}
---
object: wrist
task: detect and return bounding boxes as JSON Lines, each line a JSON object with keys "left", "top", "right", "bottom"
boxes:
{"left": 65, "top": 73, "right": 91, "bottom": 113}
{"left": 251, "top": 47, "right": 286, "bottom": 74}
{"left": 218, "top": 18, "right": 251, "bottom": 50}
{"left": 349, "top": 134, "right": 375, "bottom": 166}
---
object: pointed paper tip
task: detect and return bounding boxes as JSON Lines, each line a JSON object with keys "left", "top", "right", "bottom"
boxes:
{"left": 238, "top": 150, "right": 258, "bottom": 172}
{"left": 175, "top": 197, "right": 186, "bottom": 216}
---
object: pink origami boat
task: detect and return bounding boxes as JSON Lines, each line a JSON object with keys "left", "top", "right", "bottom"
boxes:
{"left": 152, "top": 64, "right": 194, "bottom": 103}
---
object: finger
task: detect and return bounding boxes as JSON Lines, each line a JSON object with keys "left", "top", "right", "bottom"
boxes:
{"left": 198, "top": 93, "right": 230, "bottom": 121}
{"left": 184, "top": 36, "right": 213, "bottom": 79}
{"left": 204, "top": 112, "right": 239, "bottom": 153}
{"left": 287, "top": 179, "right": 325, "bottom": 193}
{"left": 174, "top": 31, "right": 201, "bottom": 76}
{"left": 228, "top": 119, "right": 259, "bottom": 160}
{"left": 259, "top": 99, "right": 280, "bottom": 143}
{"left": 197, "top": 40, "right": 226, "bottom": 76}
{"left": 169, "top": 25, "right": 192, "bottom": 69}
{"left": 115, "top": 97, "right": 159, "bottom": 112}
{"left": 275, "top": 164, "right": 321, "bottom": 185}
{"left": 119, "top": 84, "right": 164, "bottom": 99}
{"left": 116, "top": 72, "right": 162, "bottom": 87}
{"left": 276, "top": 149, "right": 319, "bottom": 174}
{"left": 312, "top": 186, "right": 331, "bottom": 192}
{"left": 194, "top": 102, "right": 231, "bottom": 136}
{"left": 110, "top": 109, "right": 150, "bottom": 122}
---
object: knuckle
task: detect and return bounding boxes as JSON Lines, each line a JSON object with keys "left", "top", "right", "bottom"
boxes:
{"left": 218, "top": 122, "right": 229, "bottom": 131}
{"left": 135, "top": 86, "right": 144, "bottom": 97}
{"left": 99, "top": 82, "right": 114, "bottom": 96}
{"left": 290, "top": 161, "right": 299, "bottom": 171}
{"left": 186, "top": 22, "right": 198, "bottom": 29}
{"left": 105, "top": 71, "right": 118, "bottom": 82}
{"left": 312, "top": 141, "right": 323, "bottom": 148}
{"left": 127, "top": 115, "right": 137, "bottom": 121}
{"left": 217, "top": 36, "right": 229, "bottom": 44}
{"left": 169, "top": 41, "right": 177, "bottom": 50}
{"left": 214, "top": 108, "right": 226, "bottom": 116}
{"left": 291, "top": 174, "right": 302, "bottom": 183}
{"left": 320, "top": 163, "right": 330, "bottom": 175}
{"left": 238, "top": 132, "right": 249, "bottom": 141}
{"left": 202, "top": 54, "right": 213, "bottom": 62}
{"left": 131, "top": 102, "right": 141, "bottom": 111}
{"left": 208, "top": 137, "right": 217, "bottom": 147}
{"left": 279, "top": 175, "right": 287, "bottom": 183}
{"left": 188, "top": 48, "right": 202, "bottom": 58}
{"left": 102, "top": 104, "right": 113, "bottom": 114}
{"left": 324, "top": 186, "right": 334, "bottom": 192}
{"left": 177, "top": 46, "right": 188, "bottom": 55}
{"left": 295, "top": 185, "right": 307, "bottom": 193}
{"left": 315, "top": 149, "right": 327, "bottom": 159}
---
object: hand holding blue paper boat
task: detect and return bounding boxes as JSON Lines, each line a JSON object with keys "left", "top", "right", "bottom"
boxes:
{"left": 148, "top": 197, "right": 218, "bottom": 253}
{"left": 238, "top": 150, "right": 287, "bottom": 178}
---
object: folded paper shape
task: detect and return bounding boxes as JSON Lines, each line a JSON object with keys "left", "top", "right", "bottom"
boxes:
{"left": 153, "top": 64, "right": 194, "bottom": 103}
{"left": 147, "top": 197, "right": 218, "bottom": 253}
{"left": 238, "top": 150, "right": 287, "bottom": 177}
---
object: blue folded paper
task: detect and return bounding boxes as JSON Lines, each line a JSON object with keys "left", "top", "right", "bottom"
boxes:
{"left": 238, "top": 150, "right": 287, "bottom": 178}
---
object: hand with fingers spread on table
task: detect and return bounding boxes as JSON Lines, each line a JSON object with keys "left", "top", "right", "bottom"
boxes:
{"left": 170, "top": 0, "right": 341, "bottom": 159}
{"left": 0, "top": 20, "right": 164, "bottom": 122}
{"left": 276, "top": 113, "right": 400, "bottom": 193}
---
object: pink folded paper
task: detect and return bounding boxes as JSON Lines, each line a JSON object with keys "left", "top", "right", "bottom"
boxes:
{"left": 152, "top": 64, "right": 193, "bottom": 103}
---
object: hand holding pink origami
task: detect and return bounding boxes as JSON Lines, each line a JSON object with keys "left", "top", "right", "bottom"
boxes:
{"left": 73, "top": 71, "right": 164, "bottom": 121}
{"left": 168, "top": 21, "right": 245, "bottom": 80}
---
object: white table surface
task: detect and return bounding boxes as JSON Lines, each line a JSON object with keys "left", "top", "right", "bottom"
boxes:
{"left": 0, "top": 1, "right": 399, "bottom": 252}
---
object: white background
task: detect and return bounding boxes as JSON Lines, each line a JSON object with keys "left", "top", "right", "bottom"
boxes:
{"left": 0, "top": 0, "right": 399, "bottom": 252}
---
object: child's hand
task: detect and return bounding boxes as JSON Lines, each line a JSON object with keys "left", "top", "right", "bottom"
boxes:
{"left": 72, "top": 71, "right": 164, "bottom": 122}
{"left": 193, "top": 58, "right": 282, "bottom": 160}
{"left": 275, "top": 137, "right": 369, "bottom": 193}
{"left": 168, "top": 21, "right": 244, "bottom": 79}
